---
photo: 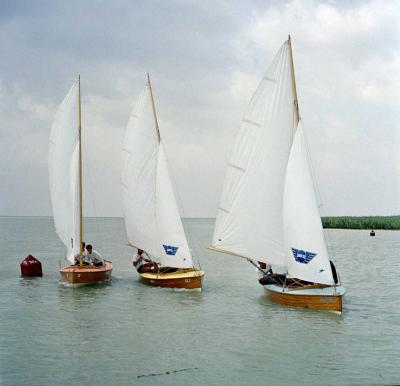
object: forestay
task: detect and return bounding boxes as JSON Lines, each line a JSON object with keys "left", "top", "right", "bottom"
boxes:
{"left": 49, "top": 83, "right": 80, "bottom": 263}
{"left": 283, "top": 123, "right": 334, "bottom": 285}
{"left": 211, "top": 40, "right": 296, "bottom": 266}
{"left": 122, "top": 84, "right": 193, "bottom": 268}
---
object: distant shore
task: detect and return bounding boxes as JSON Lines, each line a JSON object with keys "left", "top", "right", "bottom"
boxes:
{"left": 322, "top": 216, "right": 400, "bottom": 230}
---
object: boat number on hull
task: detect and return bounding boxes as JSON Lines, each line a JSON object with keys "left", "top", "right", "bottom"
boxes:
{"left": 185, "top": 279, "right": 191, "bottom": 283}
{"left": 150, "top": 280, "right": 155, "bottom": 283}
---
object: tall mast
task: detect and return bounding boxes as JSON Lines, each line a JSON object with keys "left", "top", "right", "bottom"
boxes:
{"left": 288, "top": 35, "right": 300, "bottom": 126}
{"left": 147, "top": 73, "right": 161, "bottom": 143}
{"left": 78, "top": 75, "right": 83, "bottom": 255}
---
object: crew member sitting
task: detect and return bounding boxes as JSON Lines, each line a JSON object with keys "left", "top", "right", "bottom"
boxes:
{"left": 258, "top": 260, "right": 273, "bottom": 274}
{"left": 133, "top": 249, "right": 157, "bottom": 273}
{"left": 74, "top": 242, "right": 88, "bottom": 265}
{"left": 84, "top": 244, "right": 104, "bottom": 266}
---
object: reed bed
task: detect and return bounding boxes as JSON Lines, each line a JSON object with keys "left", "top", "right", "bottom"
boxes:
{"left": 322, "top": 216, "right": 400, "bottom": 230}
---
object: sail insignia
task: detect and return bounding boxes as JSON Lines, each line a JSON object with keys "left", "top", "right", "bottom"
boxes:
{"left": 163, "top": 244, "right": 179, "bottom": 256}
{"left": 291, "top": 248, "right": 316, "bottom": 264}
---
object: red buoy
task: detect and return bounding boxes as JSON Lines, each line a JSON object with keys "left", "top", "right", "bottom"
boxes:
{"left": 20, "top": 255, "right": 43, "bottom": 277}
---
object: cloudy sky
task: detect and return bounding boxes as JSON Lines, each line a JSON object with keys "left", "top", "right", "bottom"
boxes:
{"left": 0, "top": 0, "right": 399, "bottom": 217}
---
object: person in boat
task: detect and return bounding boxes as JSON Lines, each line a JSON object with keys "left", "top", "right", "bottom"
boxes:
{"left": 74, "top": 242, "right": 88, "bottom": 265}
{"left": 84, "top": 244, "right": 104, "bottom": 266}
{"left": 258, "top": 260, "right": 273, "bottom": 274}
{"left": 133, "top": 249, "right": 157, "bottom": 273}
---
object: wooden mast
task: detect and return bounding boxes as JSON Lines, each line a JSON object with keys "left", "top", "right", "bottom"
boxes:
{"left": 147, "top": 73, "right": 161, "bottom": 143}
{"left": 288, "top": 35, "right": 300, "bottom": 126}
{"left": 78, "top": 75, "right": 84, "bottom": 259}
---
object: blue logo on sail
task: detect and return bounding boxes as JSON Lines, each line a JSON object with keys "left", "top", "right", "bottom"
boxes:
{"left": 163, "top": 244, "right": 178, "bottom": 256}
{"left": 291, "top": 248, "right": 317, "bottom": 264}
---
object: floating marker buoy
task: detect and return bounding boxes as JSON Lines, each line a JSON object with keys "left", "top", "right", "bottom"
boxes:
{"left": 370, "top": 230, "right": 375, "bottom": 236}
{"left": 20, "top": 255, "right": 43, "bottom": 277}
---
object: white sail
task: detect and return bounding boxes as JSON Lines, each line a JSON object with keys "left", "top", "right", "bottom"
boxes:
{"left": 283, "top": 123, "right": 334, "bottom": 285}
{"left": 122, "top": 83, "right": 193, "bottom": 268}
{"left": 49, "top": 83, "right": 80, "bottom": 263}
{"left": 211, "top": 40, "right": 296, "bottom": 266}
{"left": 156, "top": 145, "right": 192, "bottom": 267}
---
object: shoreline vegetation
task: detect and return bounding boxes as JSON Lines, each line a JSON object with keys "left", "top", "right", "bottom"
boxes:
{"left": 1, "top": 216, "right": 400, "bottom": 230}
{"left": 322, "top": 216, "right": 400, "bottom": 230}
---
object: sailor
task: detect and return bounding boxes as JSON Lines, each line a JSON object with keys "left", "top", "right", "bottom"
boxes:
{"left": 258, "top": 260, "right": 273, "bottom": 274}
{"left": 84, "top": 244, "right": 104, "bottom": 266}
{"left": 74, "top": 242, "right": 87, "bottom": 265}
{"left": 133, "top": 249, "right": 157, "bottom": 273}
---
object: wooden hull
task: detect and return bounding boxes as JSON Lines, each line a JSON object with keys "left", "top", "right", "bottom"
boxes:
{"left": 265, "top": 284, "right": 345, "bottom": 313}
{"left": 59, "top": 263, "right": 113, "bottom": 285}
{"left": 138, "top": 268, "right": 204, "bottom": 290}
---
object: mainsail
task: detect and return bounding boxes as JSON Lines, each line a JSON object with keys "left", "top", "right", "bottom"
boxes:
{"left": 211, "top": 40, "right": 297, "bottom": 266}
{"left": 283, "top": 123, "right": 334, "bottom": 285}
{"left": 49, "top": 83, "right": 80, "bottom": 263}
{"left": 122, "top": 82, "right": 193, "bottom": 269}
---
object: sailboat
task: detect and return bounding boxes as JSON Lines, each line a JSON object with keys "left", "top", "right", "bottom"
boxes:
{"left": 121, "top": 74, "right": 204, "bottom": 290}
{"left": 49, "top": 76, "right": 112, "bottom": 284}
{"left": 210, "top": 36, "right": 345, "bottom": 312}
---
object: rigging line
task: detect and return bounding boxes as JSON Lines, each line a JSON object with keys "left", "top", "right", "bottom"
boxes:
{"left": 247, "top": 258, "right": 266, "bottom": 275}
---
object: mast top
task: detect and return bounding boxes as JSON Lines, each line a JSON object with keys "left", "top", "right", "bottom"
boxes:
{"left": 287, "top": 35, "right": 300, "bottom": 125}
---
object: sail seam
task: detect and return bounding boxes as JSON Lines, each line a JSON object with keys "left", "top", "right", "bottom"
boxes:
{"left": 242, "top": 118, "right": 261, "bottom": 127}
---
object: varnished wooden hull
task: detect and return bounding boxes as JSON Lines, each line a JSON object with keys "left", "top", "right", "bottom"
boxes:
{"left": 138, "top": 268, "right": 204, "bottom": 290}
{"left": 59, "top": 263, "right": 113, "bottom": 285}
{"left": 265, "top": 284, "right": 345, "bottom": 313}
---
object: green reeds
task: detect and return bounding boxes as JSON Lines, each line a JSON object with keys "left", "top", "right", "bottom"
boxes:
{"left": 322, "top": 216, "right": 400, "bottom": 230}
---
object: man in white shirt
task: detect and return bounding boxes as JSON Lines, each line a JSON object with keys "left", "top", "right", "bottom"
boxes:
{"left": 84, "top": 244, "right": 104, "bottom": 266}
{"left": 133, "top": 249, "right": 157, "bottom": 273}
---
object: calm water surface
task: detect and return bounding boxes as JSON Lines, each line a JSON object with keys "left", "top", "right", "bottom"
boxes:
{"left": 0, "top": 217, "right": 399, "bottom": 385}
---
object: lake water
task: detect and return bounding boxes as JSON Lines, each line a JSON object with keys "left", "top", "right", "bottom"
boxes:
{"left": 0, "top": 217, "right": 399, "bottom": 385}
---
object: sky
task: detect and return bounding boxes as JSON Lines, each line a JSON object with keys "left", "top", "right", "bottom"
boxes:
{"left": 0, "top": 0, "right": 399, "bottom": 217}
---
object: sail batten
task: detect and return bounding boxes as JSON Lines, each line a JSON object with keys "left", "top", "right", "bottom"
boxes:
{"left": 263, "top": 76, "right": 276, "bottom": 83}
{"left": 227, "top": 163, "right": 246, "bottom": 172}
{"left": 242, "top": 118, "right": 262, "bottom": 127}
{"left": 122, "top": 83, "right": 193, "bottom": 268}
